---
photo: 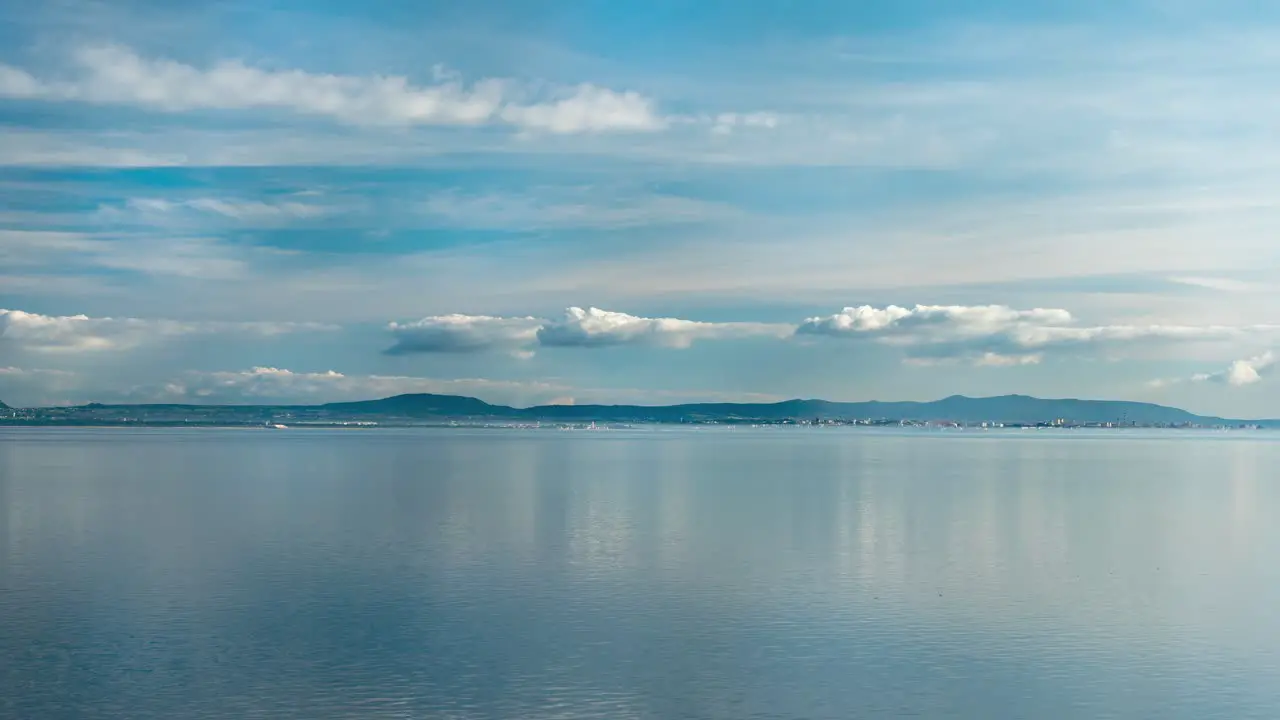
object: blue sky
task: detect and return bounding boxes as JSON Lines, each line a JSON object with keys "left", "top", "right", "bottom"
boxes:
{"left": 3, "top": 0, "right": 1280, "bottom": 416}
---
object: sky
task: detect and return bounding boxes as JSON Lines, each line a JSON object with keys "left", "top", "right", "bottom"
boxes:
{"left": 2, "top": 0, "right": 1280, "bottom": 416}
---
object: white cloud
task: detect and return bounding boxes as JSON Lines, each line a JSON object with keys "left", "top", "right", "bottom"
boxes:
{"left": 0, "top": 65, "right": 44, "bottom": 97}
{"left": 974, "top": 352, "right": 1043, "bottom": 367}
{"left": 102, "top": 197, "right": 334, "bottom": 224}
{"left": 384, "top": 304, "right": 1271, "bottom": 364}
{"left": 0, "top": 367, "right": 79, "bottom": 406}
{"left": 419, "top": 190, "right": 738, "bottom": 230}
{"left": 146, "top": 367, "right": 569, "bottom": 406}
{"left": 386, "top": 307, "right": 790, "bottom": 354}
{"left": 499, "top": 84, "right": 663, "bottom": 133}
{"left": 797, "top": 304, "right": 1254, "bottom": 364}
{"left": 0, "top": 308, "right": 334, "bottom": 354}
{"left": 0, "top": 45, "right": 663, "bottom": 134}
{"left": 0, "top": 366, "right": 75, "bottom": 378}
{"left": 0, "top": 128, "right": 190, "bottom": 167}
{"left": 126, "top": 367, "right": 790, "bottom": 407}
{"left": 1167, "top": 277, "right": 1268, "bottom": 293}
{"left": 0, "top": 229, "right": 249, "bottom": 280}
{"left": 538, "top": 307, "right": 791, "bottom": 348}
{"left": 1168, "top": 352, "right": 1279, "bottom": 388}
{"left": 710, "top": 112, "right": 781, "bottom": 135}
{"left": 905, "top": 352, "right": 1044, "bottom": 368}
{"left": 386, "top": 314, "right": 543, "bottom": 355}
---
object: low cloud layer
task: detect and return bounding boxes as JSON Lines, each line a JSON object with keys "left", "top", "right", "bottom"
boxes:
{"left": 385, "top": 303, "right": 1274, "bottom": 366}
{"left": 797, "top": 304, "right": 1252, "bottom": 365}
{"left": 387, "top": 307, "right": 791, "bottom": 355}
{"left": 0, "top": 46, "right": 662, "bottom": 134}
{"left": 0, "top": 308, "right": 334, "bottom": 354}
{"left": 119, "top": 367, "right": 785, "bottom": 407}
{"left": 154, "top": 367, "right": 566, "bottom": 405}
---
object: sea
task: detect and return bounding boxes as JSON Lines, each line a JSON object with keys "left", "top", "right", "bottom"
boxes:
{"left": 1, "top": 427, "right": 1278, "bottom": 719}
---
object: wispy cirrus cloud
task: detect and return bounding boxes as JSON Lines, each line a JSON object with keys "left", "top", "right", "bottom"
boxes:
{"left": 99, "top": 196, "right": 337, "bottom": 225}
{"left": 0, "top": 363, "right": 75, "bottom": 381}
{"left": 419, "top": 189, "right": 740, "bottom": 230}
{"left": 0, "top": 229, "right": 251, "bottom": 280}
{"left": 0, "top": 45, "right": 664, "bottom": 134}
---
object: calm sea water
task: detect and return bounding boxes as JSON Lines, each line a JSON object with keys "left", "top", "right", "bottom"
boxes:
{"left": 2, "top": 427, "right": 1278, "bottom": 719}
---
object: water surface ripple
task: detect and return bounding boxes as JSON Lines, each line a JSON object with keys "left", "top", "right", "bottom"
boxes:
{"left": 1, "top": 428, "right": 1278, "bottom": 718}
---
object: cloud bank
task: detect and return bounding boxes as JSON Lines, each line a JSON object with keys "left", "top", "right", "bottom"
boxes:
{"left": 387, "top": 307, "right": 792, "bottom": 355}
{"left": 156, "top": 367, "right": 566, "bottom": 405}
{"left": 386, "top": 314, "right": 544, "bottom": 355}
{"left": 385, "top": 303, "right": 1274, "bottom": 367}
{"left": 117, "top": 367, "right": 783, "bottom": 407}
{"left": 0, "top": 309, "right": 333, "bottom": 353}
{"left": 538, "top": 307, "right": 790, "bottom": 348}
{"left": 797, "top": 304, "right": 1251, "bottom": 365}
{"left": 0, "top": 46, "right": 662, "bottom": 134}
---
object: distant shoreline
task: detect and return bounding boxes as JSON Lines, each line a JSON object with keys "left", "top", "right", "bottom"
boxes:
{"left": 2, "top": 392, "right": 1274, "bottom": 429}
{"left": 0, "top": 417, "right": 1264, "bottom": 427}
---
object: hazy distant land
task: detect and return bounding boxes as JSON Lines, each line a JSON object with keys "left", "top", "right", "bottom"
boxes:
{"left": 0, "top": 393, "right": 1273, "bottom": 429}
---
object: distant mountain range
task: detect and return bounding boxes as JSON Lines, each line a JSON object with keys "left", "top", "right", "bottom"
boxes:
{"left": 3, "top": 392, "right": 1270, "bottom": 427}
{"left": 319, "top": 393, "right": 1247, "bottom": 426}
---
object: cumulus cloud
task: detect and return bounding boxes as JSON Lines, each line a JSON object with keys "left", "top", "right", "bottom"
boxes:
{"left": 0, "top": 309, "right": 334, "bottom": 353}
{"left": 386, "top": 307, "right": 790, "bottom": 354}
{"left": 797, "top": 304, "right": 1249, "bottom": 365}
{"left": 1223, "top": 353, "right": 1276, "bottom": 386}
{"left": 386, "top": 304, "right": 1264, "bottom": 361}
{"left": 385, "top": 314, "right": 543, "bottom": 355}
{"left": 1152, "top": 352, "right": 1280, "bottom": 388}
{"left": 538, "top": 307, "right": 791, "bottom": 348}
{"left": 0, "top": 45, "right": 663, "bottom": 134}
{"left": 384, "top": 307, "right": 793, "bottom": 353}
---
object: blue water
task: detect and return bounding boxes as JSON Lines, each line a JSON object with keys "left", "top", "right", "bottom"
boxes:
{"left": 2, "top": 428, "right": 1278, "bottom": 718}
